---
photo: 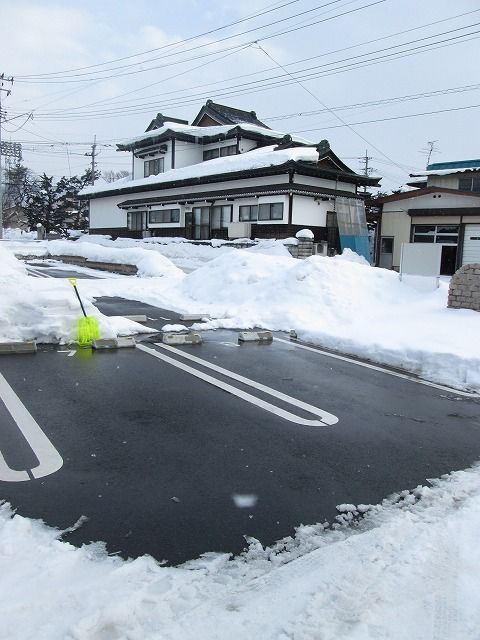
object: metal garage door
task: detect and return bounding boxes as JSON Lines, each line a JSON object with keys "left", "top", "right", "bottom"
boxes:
{"left": 462, "top": 224, "right": 480, "bottom": 264}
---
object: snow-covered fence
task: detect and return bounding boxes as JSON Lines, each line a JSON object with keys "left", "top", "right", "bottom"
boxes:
{"left": 448, "top": 263, "right": 480, "bottom": 311}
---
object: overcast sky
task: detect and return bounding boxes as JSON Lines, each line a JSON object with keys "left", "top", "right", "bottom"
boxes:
{"left": 1, "top": 0, "right": 479, "bottom": 191}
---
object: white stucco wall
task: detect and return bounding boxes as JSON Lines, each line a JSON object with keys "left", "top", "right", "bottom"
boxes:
{"left": 174, "top": 141, "right": 203, "bottom": 168}
{"left": 293, "top": 174, "right": 357, "bottom": 194}
{"left": 89, "top": 195, "right": 128, "bottom": 228}
{"left": 380, "top": 207, "right": 411, "bottom": 268}
{"left": 239, "top": 138, "right": 257, "bottom": 153}
{"left": 292, "top": 195, "right": 328, "bottom": 226}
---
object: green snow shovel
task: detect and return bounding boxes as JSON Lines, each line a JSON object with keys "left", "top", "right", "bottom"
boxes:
{"left": 68, "top": 277, "right": 100, "bottom": 346}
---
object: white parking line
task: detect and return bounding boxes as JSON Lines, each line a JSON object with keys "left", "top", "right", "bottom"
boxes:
{"left": 136, "top": 343, "right": 338, "bottom": 427}
{"left": 275, "top": 337, "right": 478, "bottom": 398}
{"left": 0, "top": 372, "right": 63, "bottom": 482}
{"left": 27, "top": 266, "right": 53, "bottom": 279}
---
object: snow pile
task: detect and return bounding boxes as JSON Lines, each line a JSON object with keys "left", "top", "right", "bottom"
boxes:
{"left": 2, "top": 228, "right": 37, "bottom": 240}
{"left": 48, "top": 239, "right": 184, "bottom": 278}
{"left": 296, "top": 228, "right": 314, "bottom": 239}
{"left": 1, "top": 465, "right": 480, "bottom": 639}
{"left": 158, "top": 251, "right": 478, "bottom": 390}
{"left": 0, "top": 247, "right": 149, "bottom": 343}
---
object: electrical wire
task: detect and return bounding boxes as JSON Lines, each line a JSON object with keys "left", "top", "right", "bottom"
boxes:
{"left": 14, "top": 0, "right": 385, "bottom": 83}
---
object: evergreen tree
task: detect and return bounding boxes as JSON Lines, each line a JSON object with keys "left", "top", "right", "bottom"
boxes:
{"left": 24, "top": 168, "right": 99, "bottom": 235}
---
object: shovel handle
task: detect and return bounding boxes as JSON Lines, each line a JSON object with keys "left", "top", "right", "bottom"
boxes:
{"left": 72, "top": 285, "right": 87, "bottom": 317}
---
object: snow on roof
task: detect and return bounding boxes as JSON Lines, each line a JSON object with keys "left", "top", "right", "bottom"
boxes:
{"left": 80, "top": 145, "right": 321, "bottom": 197}
{"left": 411, "top": 163, "right": 480, "bottom": 177}
{"left": 117, "top": 121, "right": 313, "bottom": 148}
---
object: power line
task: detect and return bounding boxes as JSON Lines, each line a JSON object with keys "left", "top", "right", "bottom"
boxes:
{"left": 17, "top": 22, "right": 480, "bottom": 122}
{"left": 253, "top": 41, "right": 418, "bottom": 172}
{"left": 13, "top": 0, "right": 303, "bottom": 78}
{"left": 14, "top": 0, "right": 386, "bottom": 83}
{"left": 10, "top": 6, "right": 476, "bottom": 121}
{"left": 292, "top": 102, "right": 480, "bottom": 131}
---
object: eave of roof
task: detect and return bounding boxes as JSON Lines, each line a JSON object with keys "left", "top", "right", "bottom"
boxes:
{"left": 116, "top": 124, "right": 310, "bottom": 152}
{"left": 375, "top": 187, "right": 480, "bottom": 204}
{"left": 80, "top": 160, "right": 377, "bottom": 200}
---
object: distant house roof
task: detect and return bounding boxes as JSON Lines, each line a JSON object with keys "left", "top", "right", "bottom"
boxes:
{"left": 427, "top": 159, "right": 480, "bottom": 171}
{"left": 375, "top": 187, "right": 480, "bottom": 204}
{"left": 191, "top": 100, "right": 269, "bottom": 128}
{"left": 410, "top": 159, "right": 480, "bottom": 177}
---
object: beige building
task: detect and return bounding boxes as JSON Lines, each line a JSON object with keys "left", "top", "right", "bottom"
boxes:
{"left": 377, "top": 159, "right": 480, "bottom": 275}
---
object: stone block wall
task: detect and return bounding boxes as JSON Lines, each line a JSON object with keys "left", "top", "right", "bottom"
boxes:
{"left": 448, "top": 263, "right": 480, "bottom": 311}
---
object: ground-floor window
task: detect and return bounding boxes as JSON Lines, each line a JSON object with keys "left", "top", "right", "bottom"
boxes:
{"left": 191, "top": 206, "right": 210, "bottom": 240}
{"left": 211, "top": 205, "right": 232, "bottom": 229}
{"left": 127, "top": 211, "right": 147, "bottom": 231}
{"left": 149, "top": 208, "right": 180, "bottom": 224}
{"left": 258, "top": 202, "right": 284, "bottom": 220}
{"left": 412, "top": 224, "right": 459, "bottom": 275}
{"left": 239, "top": 204, "right": 258, "bottom": 221}
{"left": 412, "top": 224, "right": 459, "bottom": 244}
{"left": 239, "top": 202, "right": 284, "bottom": 222}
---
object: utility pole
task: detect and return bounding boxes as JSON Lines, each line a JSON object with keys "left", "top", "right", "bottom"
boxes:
{"left": 359, "top": 149, "right": 373, "bottom": 194}
{"left": 84, "top": 135, "right": 97, "bottom": 185}
{"left": 0, "top": 74, "right": 14, "bottom": 240}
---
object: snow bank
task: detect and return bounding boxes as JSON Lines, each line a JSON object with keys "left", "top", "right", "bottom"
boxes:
{"left": 2, "top": 237, "right": 479, "bottom": 390}
{"left": 162, "top": 251, "right": 479, "bottom": 391}
{"left": 48, "top": 239, "right": 184, "bottom": 278}
{"left": 1, "top": 464, "right": 480, "bottom": 639}
{"left": 0, "top": 247, "right": 150, "bottom": 344}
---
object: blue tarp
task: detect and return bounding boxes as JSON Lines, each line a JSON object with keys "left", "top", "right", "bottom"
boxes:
{"left": 335, "top": 197, "right": 370, "bottom": 262}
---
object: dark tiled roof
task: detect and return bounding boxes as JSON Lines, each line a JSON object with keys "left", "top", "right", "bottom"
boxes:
{"left": 192, "top": 100, "right": 269, "bottom": 128}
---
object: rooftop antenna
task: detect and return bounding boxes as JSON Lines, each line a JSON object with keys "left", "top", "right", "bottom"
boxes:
{"left": 420, "top": 140, "right": 440, "bottom": 169}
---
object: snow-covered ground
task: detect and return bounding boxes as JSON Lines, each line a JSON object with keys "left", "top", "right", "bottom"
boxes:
{"left": 1, "top": 465, "right": 480, "bottom": 639}
{"left": 1, "top": 235, "right": 480, "bottom": 638}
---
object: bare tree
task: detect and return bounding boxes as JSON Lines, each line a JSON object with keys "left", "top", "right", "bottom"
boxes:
{"left": 102, "top": 169, "right": 130, "bottom": 183}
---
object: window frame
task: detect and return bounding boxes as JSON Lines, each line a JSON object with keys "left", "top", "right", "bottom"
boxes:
{"left": 412, "top": 224, "right": 459, "bottom": 245}
{"left": 458, "top": 176, "right": 480, "bottom": 192}
{"left": 144, "top": 157, "right": 164, "bottom": 178}
{"left": 127, "top": 211, "right": 147, "bottom": 231}
{"left": 203, "top": 145, "right": 237, "bottom": 161}
{"left": 148, "top": 208, "right": 180, "bottom": 224}
{"left": 211, "top": 205, "right": 233, "bottom": 229}
{"left": 239, "top": 204, "right": 258, "bottom": 222}
{"left": 258, "top": 202, "right": 284, "bottom": 221}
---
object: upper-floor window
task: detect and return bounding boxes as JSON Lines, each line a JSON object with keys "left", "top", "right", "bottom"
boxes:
{"left": 458, "top": 176, "right": 480, "bottom": 192}
{"left": 203, "top": 145, "right": 237, "bottom": 161}
{"left": 149, "top": 208, "right": 180, "bottom": 224}
{"left": 144, "top": 157, "right": 164, "bottom": 178}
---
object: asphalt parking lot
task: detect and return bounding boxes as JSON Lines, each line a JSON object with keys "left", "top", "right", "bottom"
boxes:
{"left": 1, "top": 265, "right": 479, "bottom": 564}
